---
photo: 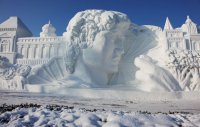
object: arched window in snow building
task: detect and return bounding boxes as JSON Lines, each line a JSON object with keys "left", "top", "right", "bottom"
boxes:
{"left": 0, "top": 40, "right": 9, "bottom": 52}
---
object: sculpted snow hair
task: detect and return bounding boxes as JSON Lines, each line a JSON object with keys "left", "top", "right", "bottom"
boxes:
{"left": 63, "top": 10, "right": 131, "bottom": 73}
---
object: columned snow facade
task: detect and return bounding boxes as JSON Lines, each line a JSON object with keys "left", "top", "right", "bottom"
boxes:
{"left": 163, "top": 16, "right": 200, "bottom": 51}
{"left": 0, "top": 17, "right": 66, "bottom": 66}
{"left": 16, "top": 37, "right": 65, "bottom": 65}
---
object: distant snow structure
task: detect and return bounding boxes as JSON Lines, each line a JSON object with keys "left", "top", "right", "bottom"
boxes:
{"left": 0, "top": 17, "right": 65, "bottom": 66}
{"left": 0, "top": 56, "right": 31, "bottom": 90}
{"left": 16, "top": 20, "right": 65, "bottom": 66}
{"left": 164, "top": 16, "right": 200, "bottom": 91}
{"left": 182, "top": 16, "right": 198, "bottom": 35}
{"left": 0, "top": 17, "right": 32, "bottom": 64}
{"left": 164, "top": 17, "right": 173, "bottom": 30}
{"left": 163, "top": 16, "right": 200, "bottom": 51}
{"left": 40, "top": 20, "right": 57, "bottom": 37}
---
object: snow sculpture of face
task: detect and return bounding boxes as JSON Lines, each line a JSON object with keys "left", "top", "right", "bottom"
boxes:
{"left": 82, "top": 30, "right": 124, "bottom": 74}
{"left": 63, "top": 10, "right": 131, "bottom": 86}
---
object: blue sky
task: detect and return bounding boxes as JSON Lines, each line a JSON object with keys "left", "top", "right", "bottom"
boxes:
{"left": 0, "top": 0, "right": 199, "bottom": 36}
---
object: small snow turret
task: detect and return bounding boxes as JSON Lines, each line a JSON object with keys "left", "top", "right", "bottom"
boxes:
{"left": 181, "top": 15, "right": 198, "bottom": 35}
{"left": 164, "top": 17, "right": 173, "bottom": 30}
{"left": 40, "top": 20, "right": 57, "bottom": 37}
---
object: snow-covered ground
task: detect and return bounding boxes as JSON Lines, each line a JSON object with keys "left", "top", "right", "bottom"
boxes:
{"left": 1, "top": 105, "right": 200, "bottom": 127}
{"left": 0, "top": 91, "right": 200, "bottom": 126}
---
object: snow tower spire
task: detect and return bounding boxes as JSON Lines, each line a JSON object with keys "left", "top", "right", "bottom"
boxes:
{"left": 164, "top": 17, "right": 173, "bottom": 30}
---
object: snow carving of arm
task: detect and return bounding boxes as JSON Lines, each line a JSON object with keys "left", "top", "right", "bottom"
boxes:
{"left": 134, "top": 55, "right": 181, "bottom": 92}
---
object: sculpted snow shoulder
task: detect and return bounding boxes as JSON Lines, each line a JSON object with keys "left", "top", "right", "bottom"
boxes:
{"left": 0, "top": 9, "right": 200, "bottom": 92}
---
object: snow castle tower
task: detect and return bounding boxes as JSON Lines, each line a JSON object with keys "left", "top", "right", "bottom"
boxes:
{"left": 163, "top": 16, "right": 200, "bottom": 51}
{"left": 164, "top": 17, "right": 173, "bottom": 30}
{"left": 40, "top": 21, "right": 57, "bottom": 37}
{"left": 0, "top": 17, "right": 32, "bottom": 63}
{"left": 181, "top": 16, "right": 198, "bottom": 35}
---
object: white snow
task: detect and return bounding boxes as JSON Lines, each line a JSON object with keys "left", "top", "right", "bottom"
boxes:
{"left": 1, "top": 90, "right": 200, "bottom": 126}
{"left": 2, "top": 107, "right": 200, "bottom": 127}
{"left": 1, "top": 91, "right": 200, "bottom": 113}
{"left": 0, "top": 92, "right": 200, "bottom": 127}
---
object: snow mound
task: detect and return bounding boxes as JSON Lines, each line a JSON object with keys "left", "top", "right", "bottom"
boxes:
{"left": 1, "top": 106, "right": 200, "bottom": 127}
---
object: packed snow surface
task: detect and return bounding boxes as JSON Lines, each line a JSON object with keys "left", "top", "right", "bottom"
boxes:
{"left": 0, "top": 91, "right": 200, "bottom": 126}
{"left": 1, "top": 106, "right": 200, "bottom": 127}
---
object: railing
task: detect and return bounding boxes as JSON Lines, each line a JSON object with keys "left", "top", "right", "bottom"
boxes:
{"left": 16, "top": 59, "right": 50, "bottom": 65}
{"left": 167, "top": 37, "right": 183, "bottom": 41}
{"left": 0, "top": 28, "right": 17, "bottom": 31}
{"left": 17, "top": 36, "right": 65, "bottom": 43}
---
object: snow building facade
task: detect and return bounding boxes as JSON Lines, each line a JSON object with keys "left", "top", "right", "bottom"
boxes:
{"left": 0, "top": 17, "right": 65, "bottom": 66}
{"left": 163, "top": 16, "right": 200, "bottom": 51}
{"left": 164, "top": 16, "right": 200, "bottom": 91}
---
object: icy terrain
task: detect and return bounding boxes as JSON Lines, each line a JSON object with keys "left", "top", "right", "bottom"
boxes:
{"left": 0, "top": 92, "right": 200, "bottom": 126}
{"left": 1, "top": 106, "right": 200, "bottom": 127}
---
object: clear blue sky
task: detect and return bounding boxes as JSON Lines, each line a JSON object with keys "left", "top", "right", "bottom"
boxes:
{"left": 0, "top": 0, "right": 199, "bottom": 36}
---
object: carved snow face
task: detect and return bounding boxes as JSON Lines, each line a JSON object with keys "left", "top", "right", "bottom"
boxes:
{"left": 82, "top": 30, "right": 124, "bottom": 74}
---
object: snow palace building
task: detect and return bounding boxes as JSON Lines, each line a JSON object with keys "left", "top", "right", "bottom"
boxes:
{"left": 0, "top": 17, "right": 65, "bottom": 65}
{"left": 163, "top": 16, "right": 200, "bottom": 51}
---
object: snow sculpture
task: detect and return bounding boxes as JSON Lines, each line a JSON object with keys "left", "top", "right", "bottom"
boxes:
{"left": 0, "top": 17, "right": 32, "bottom": 64}
{"left": 181, "top": 16, "right": 198, "bottom": 35}
{"left": 166, "top": 50, "right": 200, "bottom": 91}
{"left": 133, "top": 16, "right": 200, "bottom": 92}
{"left": 62, "top": 10, "right": 131, "bottom": 87}
{"left": 164, "top": 16, "right": 200, "bottom": 51}
{"left": 134, "top": 55, "right": 181, "bottom": 92}
{"left": 0, "top": 56, "right": 31, "bottom": 90}
{"left": 164, "top": 17, "right": 173, "bottom": 30}
{"left": 1, "top": 10, "right": 200, "bottom": 92}
{"left": 161, "top": 16, "right": 200, "bottom": 91}
{"left": 40, "top": 21, "right": 57, "bottom": 37}
{"left": 16, "top": 20, "right": 64, "bottom": 66}
{"left": 26, "top": 10, "right": 131, "bottom": 88}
